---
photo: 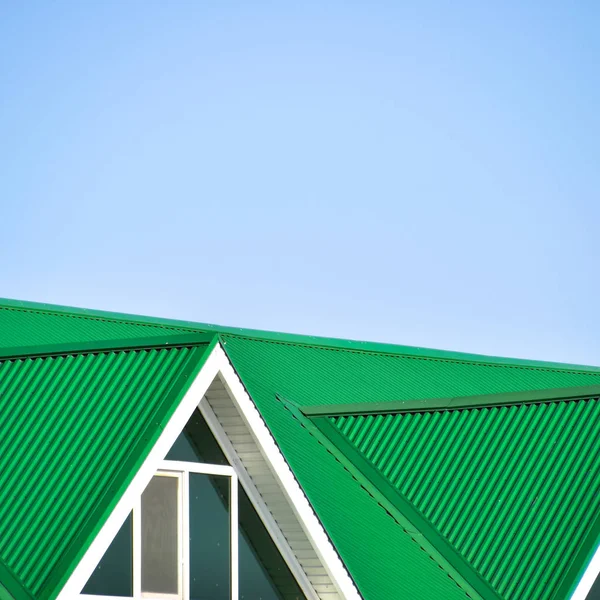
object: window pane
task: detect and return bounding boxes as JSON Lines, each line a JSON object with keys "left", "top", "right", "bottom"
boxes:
{"left": 82, "top": 513, "right": 133, "bottom": 597}
{"left": 189, "top": 473, "right": 230, "bottom": 600}
{"left": 166, "top": 408, "right": 229, "bottom": 465}
{"left": 238, "top": 485, "right": 307, "bottom": 600}
{"left": 588, "top": 575, "right": 600, "bottom": 600}
{"left": 141, "top": 475, "right": 179, "bottom": 595}
{"left": 166, "top": 429, "right": 203, "bottom": 463}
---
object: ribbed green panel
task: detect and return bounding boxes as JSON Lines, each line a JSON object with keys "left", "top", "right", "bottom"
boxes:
{"left": 0, "top": 344, "right": 207, "bottom": 599}
{"left": 332, "top": 399, "right": 600, "bottom": 600}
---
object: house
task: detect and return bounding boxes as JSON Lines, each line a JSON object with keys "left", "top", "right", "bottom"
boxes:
{"left": 0, "top": 297, "right": 599, "bottom": 600}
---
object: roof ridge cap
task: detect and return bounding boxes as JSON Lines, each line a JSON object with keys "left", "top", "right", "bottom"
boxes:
{"left": 3, "top": 297, "right": 599, "bottom": 376}
{"left": 0, "top": 333, "right": 216, "bottom": 362}
{"left": 301, "top": 384, "right": 600, "bottom": 417}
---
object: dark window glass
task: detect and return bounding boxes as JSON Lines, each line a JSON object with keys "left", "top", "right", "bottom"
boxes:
{"left": 82, "top": 513, "right": 133, "bottom": 597}
{"left": 589, "top": 575, "right": 600, "bottom": 599}
{"left": 141, "top": 475, "right": 179, "bottom": 595}
{"left": 169, "top": 408, "right": 306, "bottom": 599}
{"left": 239, "top": 485, "right": 307, "bottom": 600}
{"left": 189, "top": 473, "right": 230, "bottom": 600}
{"left": 166, "top": 408, "right": 229, "bottom": 465}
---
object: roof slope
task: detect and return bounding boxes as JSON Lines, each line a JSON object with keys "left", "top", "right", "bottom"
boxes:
{"left": 1, "top": 299, "right": 600, "bottom": 600}
{"left": 329, "top": 390, "right": 600, "bottom": 600}
{"left": 0, "top": 332, "right": 215, "bottom": 600}
{"left": 220, "top": 338, "right": 600, "bottom": 600}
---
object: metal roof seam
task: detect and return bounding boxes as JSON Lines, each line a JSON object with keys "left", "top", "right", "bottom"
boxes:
{"left": 276, "top": 398, "right": 477, "bottom": 599}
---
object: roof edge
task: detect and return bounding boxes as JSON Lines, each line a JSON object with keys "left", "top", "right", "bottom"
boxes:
{"left": 2, "top": 297, "right": 600, "bottom": 374}
{"left": 301, "top": 384, "right": 600, "bottom": 417}
{"left": 0, "top": 333, "right": 216, "bottom": 362}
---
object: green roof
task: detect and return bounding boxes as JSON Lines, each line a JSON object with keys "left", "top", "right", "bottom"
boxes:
{"left": 1, "top": 298, "right": 600, "bottom": 600}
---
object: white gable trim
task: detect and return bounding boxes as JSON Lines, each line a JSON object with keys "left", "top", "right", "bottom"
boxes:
{"left": 571, "top": 545, "right": 600, "bottom": 600}
{"left": 59, "top": 343, "right": 360, "bottom": 600}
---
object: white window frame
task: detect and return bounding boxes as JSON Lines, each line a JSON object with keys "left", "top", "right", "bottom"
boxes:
{"left": 82, "top": 460, "right": 238, "bottom": 600}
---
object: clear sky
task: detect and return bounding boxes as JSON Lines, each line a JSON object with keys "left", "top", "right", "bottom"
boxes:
{"left": 1, "top": 1, "right": 599, "bottom": 365}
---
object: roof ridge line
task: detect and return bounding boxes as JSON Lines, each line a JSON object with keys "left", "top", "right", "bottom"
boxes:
{"left": 0, "top": 333, "right": 216, "bottom": 362}
{"left": 3, "top": 297, "right": 600, "bottom": 375}
{"left": 300, "top": 384, "right": 600, "bottom": 417}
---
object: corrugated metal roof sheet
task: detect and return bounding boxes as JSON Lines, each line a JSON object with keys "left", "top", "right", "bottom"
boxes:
{"left": 2, "top": 298, "right": 600, "bottom": 600}
{"left": 0, "top": 336, "right": 213, "bottom": 600}
{"left": 218, "top": 337, "right": 600, "bottom": 600}
{"left": 331, "top": 397, "right": 600, "bottom": 600}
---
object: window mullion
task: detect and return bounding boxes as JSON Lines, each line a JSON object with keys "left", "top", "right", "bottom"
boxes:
{"left": 182, "top": 470, "right": 189, "bottom": 600}
{"left": 230, "top": 473, "right": 238, "bottom": 600}
{"left": 126, "top": 463, "right": 238, "bottom": 600}
{"left": 133, "top": 497, "right": 141, "bottom": 599}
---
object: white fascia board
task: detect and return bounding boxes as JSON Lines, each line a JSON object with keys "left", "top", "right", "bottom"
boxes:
{"left": 213, "top": 345, "right": 361, "bottom": 600}
{"left": 60, "top": 342, "right": 360, "bottom": 600}
{"left": 58, "top": 344, "right": 223, "bottom": 600}
{"left": 571, "top": 544, "right": 600, "bottom": 600}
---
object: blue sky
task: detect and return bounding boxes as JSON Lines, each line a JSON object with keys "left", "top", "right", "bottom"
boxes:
{"left": 1, "top": 1, "right": 599, "bottom": 365}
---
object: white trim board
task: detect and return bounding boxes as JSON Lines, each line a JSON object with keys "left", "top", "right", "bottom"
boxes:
{"left": 61, "top": 342, "right": 360, "bottom": 600}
